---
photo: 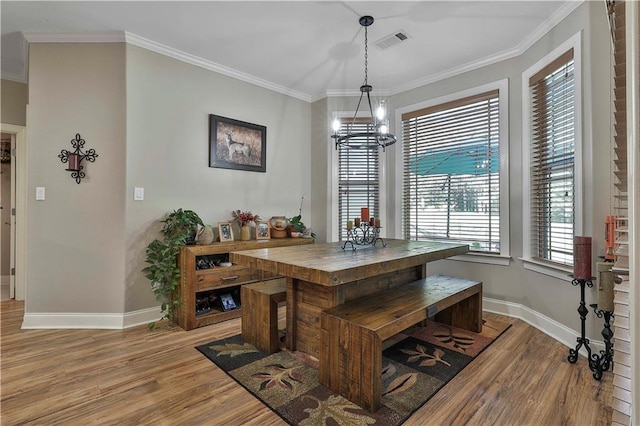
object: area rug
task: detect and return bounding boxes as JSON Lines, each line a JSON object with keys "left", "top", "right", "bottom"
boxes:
{"left": 196, "top": 318, "right": 510, "bottom": 425}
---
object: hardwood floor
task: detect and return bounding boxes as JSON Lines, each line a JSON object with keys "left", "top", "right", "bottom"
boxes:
{"left": 1, "top": 300, "right": 611, "bottom": 425}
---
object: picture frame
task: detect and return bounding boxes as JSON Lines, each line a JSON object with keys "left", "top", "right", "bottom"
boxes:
{"left": 218, "top": 222, "right": 234, "bottom": 242}
{"left": 256, "top": 221, "right": 271, "bottom": 240}
{"left": 209, "top": 114, "right": 266, "bottom": 172}
{"left": 219, "top": 293, "right": 238, "bottom": 311}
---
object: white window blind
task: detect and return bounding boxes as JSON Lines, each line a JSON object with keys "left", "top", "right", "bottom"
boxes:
{"left": 529, "top": 50, "right": 575, "bottom": 266}
{"left": 337, "top": 119, "right": 380, "bottom": 241}
{"left": 402, "top": 90, "right": 500, "bottom": 253}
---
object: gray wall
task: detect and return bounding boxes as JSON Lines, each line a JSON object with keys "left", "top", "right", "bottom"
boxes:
{"left": 21, "top": 1, "right": 613, "bottom": 341}
{"left": 27, "top": 43, "right": 127, "bottom": 313}
{"left": 1, "top": 79, "right": 28, "bottom": 126}
{"left": 313, "top": 2, "right": 611, "bottom": 337}
{"left": 124, "top": 45, "right": 311, "bottom": 312}
{"left": 24, "top": 42, "right": 311, "bottom": 316}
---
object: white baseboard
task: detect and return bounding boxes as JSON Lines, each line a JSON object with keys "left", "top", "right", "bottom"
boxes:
{"left": 483, "top": 297, "right": 605, "bottom": 357}
{"left": 21, "top": 306, "right": 162, "bottom": 330}
{"left": 19, "top": 298, "right": 607, "bottom": 354}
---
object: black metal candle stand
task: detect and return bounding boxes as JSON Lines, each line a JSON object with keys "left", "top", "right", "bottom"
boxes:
{"left": 341, "top": 223, "right": 386, "bottom": 251}
{"left": 588, "top": 303, "right": 614, "bottom": 381}
{"left": 567, "top": 278, "right": 594, "bottom": 367}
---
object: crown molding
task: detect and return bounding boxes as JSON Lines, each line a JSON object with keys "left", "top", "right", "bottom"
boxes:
{"left": 516, "top": 0, "right": 584, "bottom": 53}
{"left": 1, "top": 34, "right": 28, "bottom": 84}
{"left": 318, "top": 0, "right": 585, "bottom": 101}
{"left": 1, "top": 70, "right": 27, "bottom": 84}
{"left": 15, "top": 1, "right": 585, "bottom": 104}
{"left": 23, "top": 32, "right": 125, "bottom": 43}
{"left": 123, "top": 32, "right": 312, "bottom": 103}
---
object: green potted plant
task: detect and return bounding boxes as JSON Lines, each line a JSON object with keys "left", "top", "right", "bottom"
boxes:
{"left": 143, "top": 209, "right": 204, "bottom": 328}
{"left": 289, "top": 196, "right": 316, "bottom": 239}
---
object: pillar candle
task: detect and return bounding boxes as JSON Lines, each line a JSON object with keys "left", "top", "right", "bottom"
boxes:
{"left": 573, "top": 236, "right": 592, "bottom": 280}
{"left": 369, "top": 217, "right": 375, "bottom": 226}
{"left": 354, "top": 218, "right": 361, "bottom": 227}
{"left": 67, "top": 153, "right": 81, "bottom": 171}
{"left": 596, "top": 262, "right": 615, "bottom": 312}
{"left": 375, "top": 219, "right": 381, "bottom": 228}
{"left": 361, "top": 207, "right": 369, "bottom": 222}
{"left": 346, "top": 220, "right": 353, "bottom": 230}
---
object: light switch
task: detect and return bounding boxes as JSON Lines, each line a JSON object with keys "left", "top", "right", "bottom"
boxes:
{"left": 134, "top": 187, "right": 144, "bottom": 201}
{"left": 36, "top": 187, "right": 45, "bottom": 201}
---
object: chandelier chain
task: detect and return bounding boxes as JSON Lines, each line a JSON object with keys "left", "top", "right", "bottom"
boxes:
{"left": 363, "top": 25, "right": 368, "bottom": 86}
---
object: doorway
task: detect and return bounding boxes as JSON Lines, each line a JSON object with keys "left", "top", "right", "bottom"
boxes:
{"left": 0, "top": 132, "right": 12, "bottom": 300}
{"left": 0, "top": 124, "right": 26, "bottom": 301}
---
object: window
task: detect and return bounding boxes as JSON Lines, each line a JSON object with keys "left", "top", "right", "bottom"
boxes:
{"left": 337, "top": 119, "right": 380, "bottom": 241}
{"left": 528, "top": 50, "right": 576, "bottom": 267}
{"left": 401, "top": 87, "right": 504, "bottom": 255}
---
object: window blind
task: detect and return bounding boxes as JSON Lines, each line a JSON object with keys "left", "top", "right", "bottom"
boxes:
{"left": 613, "top": 0, "right": 628, "bottom": 217}
{"left": 337, "top": 119, "right": 380, "bottom": 241}
{"left": 529, "top": 51, "right": 575, "bottom": 266}
{"left": 402, "top": 90, "right": 500, "bottom": 253}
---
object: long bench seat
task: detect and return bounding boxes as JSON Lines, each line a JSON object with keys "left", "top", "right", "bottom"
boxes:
{"left": 319, "top": 274, "right": 482, "bottom": 412}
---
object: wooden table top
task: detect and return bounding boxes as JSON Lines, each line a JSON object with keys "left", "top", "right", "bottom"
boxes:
{"left": 230, "top": 239, "right": 468, "bottom": 286}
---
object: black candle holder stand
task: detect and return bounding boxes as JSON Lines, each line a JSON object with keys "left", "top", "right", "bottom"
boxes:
{"left": 588, "top": 303, "right": 614, "bottom": 380}
{"left": 567, "top": 277, "right": 596, "bottom": 369}
{"left": 341, "top": 222, "right": 386, "bottom": 251}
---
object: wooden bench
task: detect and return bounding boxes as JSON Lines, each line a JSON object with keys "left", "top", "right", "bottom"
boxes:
{"left": 241, "top": 278, "right": 286, "bottom": 353}
{"left": 319, "top": 274, "right": 482, "bottom": 413}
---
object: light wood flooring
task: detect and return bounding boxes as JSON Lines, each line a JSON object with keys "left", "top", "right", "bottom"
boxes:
{"left": 1, "top": 300, "right": 612, "bottom": 425}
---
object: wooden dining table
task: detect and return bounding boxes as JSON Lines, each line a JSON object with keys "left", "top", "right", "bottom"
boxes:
{"left": 231, "top": 238, "right": 468, "bottom": 358}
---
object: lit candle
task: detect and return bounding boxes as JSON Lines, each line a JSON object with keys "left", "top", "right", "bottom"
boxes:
{"left": 361, "top": 207, "right": 369, "bottom": 222}
{"left": 596, "top": 262, "right": 615, "bottom": 312}
{"left": 347, "top": 220, "right": 353, "bottom": 230}
{"left": 573, "top": 236, "right": 592, "bottom": 280}
{"left": 375, "top": 219, "right": 381, "bottom": 228}
{"left": 354, "top": 218, "right": 361, "bottom": 227}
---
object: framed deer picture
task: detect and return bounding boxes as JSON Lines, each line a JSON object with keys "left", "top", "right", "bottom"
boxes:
{"left": 209, "top": 114, "right": 266, "bottom": 172}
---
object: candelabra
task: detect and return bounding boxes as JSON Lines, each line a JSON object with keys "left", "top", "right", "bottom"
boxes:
{"left": 341, "top": 222, "right": 385, "bottom": 251}
{"left": 589, "top": 303, "right": 614, "bottom": 380}
{"left": 567, "top": 277, "right": 595, "bottom": 369}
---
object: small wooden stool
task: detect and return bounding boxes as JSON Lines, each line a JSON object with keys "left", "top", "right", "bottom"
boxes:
{"left": 241, "top": 278, "right": 286, "bottom": 353}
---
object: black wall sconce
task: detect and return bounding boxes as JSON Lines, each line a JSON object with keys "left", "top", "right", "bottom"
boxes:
{"left": 58, "top": 133, "right": 98, "bottom": 184}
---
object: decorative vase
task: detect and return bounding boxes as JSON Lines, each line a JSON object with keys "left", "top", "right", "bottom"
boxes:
{"left": 196, "top": 225, "right": 214, "bottom": 245}
{"left": 240, "top": 225, "right": 251, "bottom": 241}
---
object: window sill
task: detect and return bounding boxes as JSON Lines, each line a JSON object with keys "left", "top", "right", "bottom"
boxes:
{"left": 448, "top": 253, "right": 511, "bottom": 266}
{"left": 519, "top": 257, "right": 573, "bottom": 282}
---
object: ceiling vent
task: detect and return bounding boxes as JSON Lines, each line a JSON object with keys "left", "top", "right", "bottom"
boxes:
{"left": 375, "top": 30, "right": 411, "bottom": 50}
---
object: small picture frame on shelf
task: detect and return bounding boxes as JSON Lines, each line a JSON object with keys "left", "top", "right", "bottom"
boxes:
{"left": 218, "top": 222, "right": 234, "bottom": 242}
{"left": 219, "top": 293, "right": 238, "bottom": 311}
{"left": 256, "top": 221, "right": 270, "bottom": 240}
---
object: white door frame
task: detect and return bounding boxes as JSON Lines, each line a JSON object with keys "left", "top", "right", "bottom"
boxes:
{"left": 0, "top": 123, "right": 26, "bottom": 301}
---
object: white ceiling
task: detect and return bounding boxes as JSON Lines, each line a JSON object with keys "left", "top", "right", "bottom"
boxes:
{"left": 1, "top": 1, "right": 581, "bottom": 102}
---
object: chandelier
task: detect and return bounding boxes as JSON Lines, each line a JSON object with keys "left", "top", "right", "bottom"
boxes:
{"left": 331, "top": 15, "right": 396, "bottom": 151}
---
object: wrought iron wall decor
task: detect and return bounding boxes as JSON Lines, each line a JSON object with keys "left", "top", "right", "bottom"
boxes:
{"left": 58, "top": 133, "right": 98, "bottom": 184}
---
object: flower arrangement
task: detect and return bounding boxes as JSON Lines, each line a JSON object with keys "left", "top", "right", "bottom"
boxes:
{"left": 232, "top": 210, "right": 260, "bottom": 227}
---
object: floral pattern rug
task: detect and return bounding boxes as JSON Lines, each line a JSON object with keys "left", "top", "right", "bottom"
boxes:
{"left": 196, "top": 318, "right": 510, "bottom": 425}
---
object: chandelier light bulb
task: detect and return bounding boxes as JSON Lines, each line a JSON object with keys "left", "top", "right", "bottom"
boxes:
{"left": 332, "top": 117, "right": 341, "bottom": 132}
{"left": 376, "top": 102, "right": 386, "bottom": 121}
{"left": 379, "top": 124, "right": 388, "bottom": 135}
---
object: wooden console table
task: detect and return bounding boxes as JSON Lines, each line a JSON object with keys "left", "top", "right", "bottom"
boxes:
{"left": 230, "top": 239, "right": 468, "bottom": 357}
{"left": 176, "top": 238, "right": 312, "bottom": 330}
